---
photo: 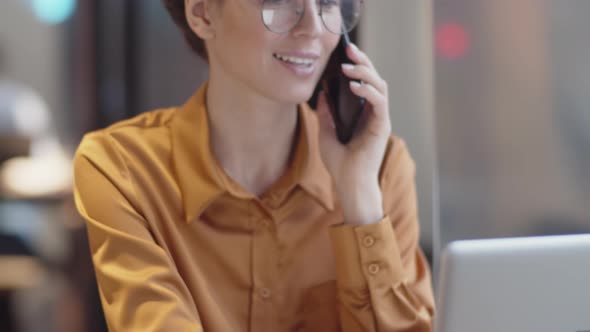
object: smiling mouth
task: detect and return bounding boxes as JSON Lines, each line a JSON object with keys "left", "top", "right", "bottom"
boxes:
{"left": 273, "top": 53, "right": 315, "bottom": 67}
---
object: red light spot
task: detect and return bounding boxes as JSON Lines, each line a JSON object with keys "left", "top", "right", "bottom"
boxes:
{"left": 436, "top": 23, "right": 470, "bottom": 60}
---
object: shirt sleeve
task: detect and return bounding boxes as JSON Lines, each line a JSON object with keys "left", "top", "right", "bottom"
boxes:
{"left": 329, "top": 137, "right": 435, "bottom": 332}
{"left": 73, "top": 133, "right": 203, "bottom": 332}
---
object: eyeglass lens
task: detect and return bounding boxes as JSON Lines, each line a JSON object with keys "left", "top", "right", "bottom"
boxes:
{"left": 261, "top": 0, "right": 361, "bottom": 34}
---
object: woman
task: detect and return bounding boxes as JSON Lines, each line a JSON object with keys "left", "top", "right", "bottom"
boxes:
{"left": 73, "top": 0, "right": 435, "bottom": 331}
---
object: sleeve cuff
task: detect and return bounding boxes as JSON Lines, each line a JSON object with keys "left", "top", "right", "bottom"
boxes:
{"left": 329, "top": 216, "right": 406, "bottom": 290}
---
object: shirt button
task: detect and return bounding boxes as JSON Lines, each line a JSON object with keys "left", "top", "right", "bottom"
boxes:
{"left": 362, "top": 235, "right": 376, "bottom": 248}
{"left": 260, "top": 287, "right": 272, "bottom": 299}
{"left": 368, "top": 263, "right": 380, "bottom": 275}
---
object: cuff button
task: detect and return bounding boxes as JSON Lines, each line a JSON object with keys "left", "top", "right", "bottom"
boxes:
{"left": 368, "top": 263, "right": 380, "bottom": 275}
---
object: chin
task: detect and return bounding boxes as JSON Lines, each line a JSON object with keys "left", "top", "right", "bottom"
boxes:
{"left": 275, "top": 83, "right": 318, "bottom": 105}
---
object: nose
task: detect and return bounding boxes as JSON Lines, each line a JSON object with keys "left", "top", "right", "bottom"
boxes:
{"left": 292, "top": 0, "right": 324, "bottom": 38}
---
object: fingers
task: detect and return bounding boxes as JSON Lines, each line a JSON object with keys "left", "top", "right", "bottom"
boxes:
{"left": 349, "top": 81, "right": 388, "bottom": 118}
{"left": 342, "top": 43, "right": 390, "bottom": 125}
{"left": 341, "top": 63, "right": 388, "bottom": 95}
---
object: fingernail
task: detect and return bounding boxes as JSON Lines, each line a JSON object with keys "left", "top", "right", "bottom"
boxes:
{"left": 341, "top": 63, "right": 354, "bottom": 71}
{"left": 350, "top": 81, "right": 362, "bottom": 88}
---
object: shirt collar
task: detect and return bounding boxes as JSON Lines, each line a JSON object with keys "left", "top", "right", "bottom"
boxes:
{"left": 171, "top": 82, "right": 335, "bottom": 224}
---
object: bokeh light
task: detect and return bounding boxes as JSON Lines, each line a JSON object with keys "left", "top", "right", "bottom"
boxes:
{"left": 30, "top": 0, "right": 76, "bottom": 24}
{"left": 436, "top": 22, "right": 470, "bottom": 60}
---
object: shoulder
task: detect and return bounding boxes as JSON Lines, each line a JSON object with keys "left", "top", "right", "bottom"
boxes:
{"left": 73, "top": 107, "right": 183, "bottom": 202}
{"left": 73, "top": 107, "right": 183, "bottom": 216}
{"left": 75, "top": 107, "right": 178, "bottom": 167}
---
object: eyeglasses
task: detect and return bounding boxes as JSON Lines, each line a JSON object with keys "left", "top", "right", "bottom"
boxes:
{"left": 261, "top": 0, "right": 363, "bottom": 35}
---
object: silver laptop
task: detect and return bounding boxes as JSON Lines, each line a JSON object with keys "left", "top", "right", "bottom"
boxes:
{"left": 435, "top": 233, "right": 590, "bottom": 332}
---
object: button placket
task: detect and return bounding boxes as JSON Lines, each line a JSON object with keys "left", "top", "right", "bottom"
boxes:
{"left": 259, "top": 287, "right": 272, "bottom": 300}
{"left": 362, "top": 235, "right": 376, "bottom": 248}
{"left": 250, "top": 203, "right": 274, "bottom": 229}
{"left": 250, "top": 203, "right": 280, "bottom": 331}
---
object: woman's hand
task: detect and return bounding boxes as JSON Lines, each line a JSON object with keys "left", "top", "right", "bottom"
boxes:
{"left": 315, "top": 43, "right": 392, "bottom": 225}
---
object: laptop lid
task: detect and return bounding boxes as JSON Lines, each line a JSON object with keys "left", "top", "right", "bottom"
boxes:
{"left": 435, "top": 234, "right": 590, "bottom": 332}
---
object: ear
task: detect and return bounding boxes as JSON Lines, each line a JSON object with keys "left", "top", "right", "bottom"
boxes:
{"left": 185, "top": 0, "right": 216, "bottom": 40}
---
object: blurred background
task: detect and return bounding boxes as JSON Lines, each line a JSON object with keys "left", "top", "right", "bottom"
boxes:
{"left": 0, "top": 0, "right": 588, "bottom": 331}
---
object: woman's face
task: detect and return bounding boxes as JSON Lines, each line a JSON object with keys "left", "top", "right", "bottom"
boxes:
{"left": 204, "top": 0, "right": 341, "bottom": 104}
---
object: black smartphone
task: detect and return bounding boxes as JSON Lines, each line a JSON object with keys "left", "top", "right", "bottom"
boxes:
{"left": 310, "top": 31, "right": 366, "bottom": 144}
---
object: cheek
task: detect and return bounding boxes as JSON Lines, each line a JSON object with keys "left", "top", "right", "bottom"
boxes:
{"left": 325, "top": 34, "right": 341, "bottom": 56}
{"left": 223, "top": 17, "right": 275, "bottom": 59}
{"left": 320, "top": 35, "right": 341, "bottom": 69}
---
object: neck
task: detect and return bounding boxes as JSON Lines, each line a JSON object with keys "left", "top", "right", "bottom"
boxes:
{"left": 206, "top": 75, "right": 299, "bottom": 196}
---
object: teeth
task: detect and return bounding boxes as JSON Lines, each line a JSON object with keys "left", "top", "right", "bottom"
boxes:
{"left": 274, "top": 53, "right": 314, "bottom": 66}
